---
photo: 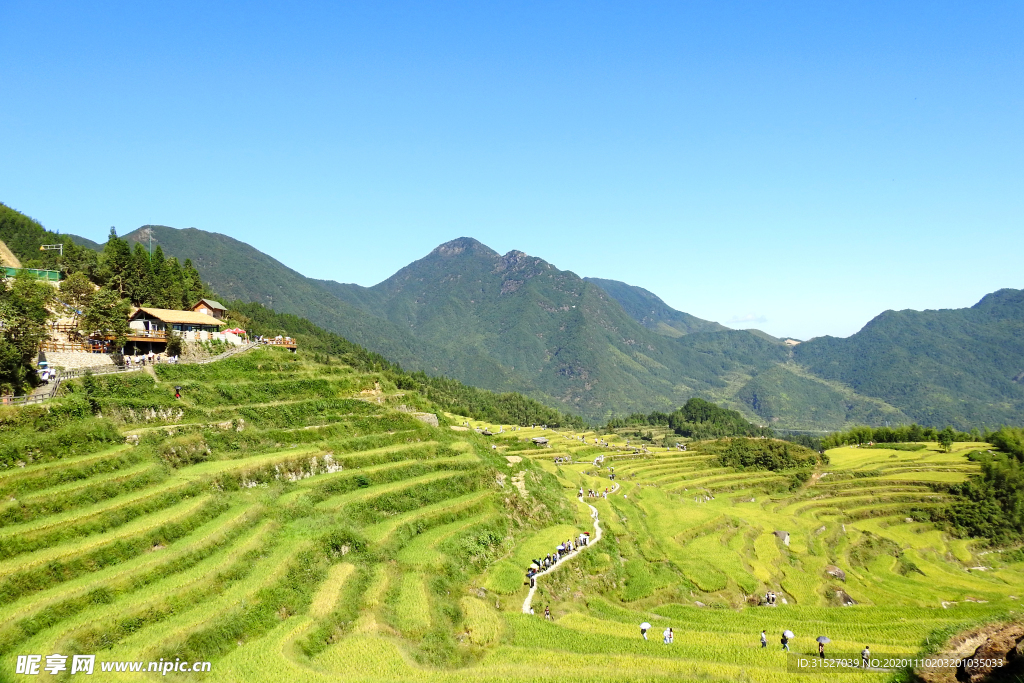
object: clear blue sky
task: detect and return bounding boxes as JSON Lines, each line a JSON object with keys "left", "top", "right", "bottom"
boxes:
{"left": 3, "top": 1, "right": 1021, "bottom": 340}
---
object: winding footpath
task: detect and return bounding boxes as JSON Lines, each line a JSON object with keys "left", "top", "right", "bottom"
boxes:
{"left": 522, "top": 482, "right": 620, "bottom": 614}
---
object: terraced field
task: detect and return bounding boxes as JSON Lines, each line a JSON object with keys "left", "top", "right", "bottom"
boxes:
{"left": 2, "top": 348, "right": 1021, "bottom": 682}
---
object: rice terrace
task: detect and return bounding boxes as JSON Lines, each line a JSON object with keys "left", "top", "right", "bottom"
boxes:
{"left": 2, "top": 343, "right": 1022, "bottom": 683}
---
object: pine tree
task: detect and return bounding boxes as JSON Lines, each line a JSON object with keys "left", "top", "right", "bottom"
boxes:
{"left": 101, "top": 227, "right": 132, "bottom": 296}
{"left": 163, "top": 256, "right": 187, "bottom": 310}
{"left": 183, "top": 258, "right": 205, "bottom": 308}
{"left": 125, "top": 243, "right": 154, "bottom": 306}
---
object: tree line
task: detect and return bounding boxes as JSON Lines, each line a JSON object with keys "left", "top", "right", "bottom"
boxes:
{"left": 605, "top": 397, "right": 774, "bottom": 440}
{"left": 944, "top": 427, "right": 1024, "bottom": 544}
{"left": 820, "top": 423, "right": 985, "bottom": 453}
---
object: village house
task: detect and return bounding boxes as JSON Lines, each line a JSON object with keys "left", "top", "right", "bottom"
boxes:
{"left": 191, "top": 298, "right": 227, "bottom": 320}
{"left": 123, "top": 307, "right": 243, "bottom": 353}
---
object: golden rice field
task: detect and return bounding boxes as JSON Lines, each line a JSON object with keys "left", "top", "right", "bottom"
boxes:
{"left": 1, "top": 347, "right": 1021, "bottom": 682}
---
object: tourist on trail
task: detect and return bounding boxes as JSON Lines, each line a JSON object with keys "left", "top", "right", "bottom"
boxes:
{"left": 545, "top": 605, "right": 552, "bottom": 620}
{"left": 663, "top": 627, "right": 674, "bottom": 645}
{"left": 861, "top": 646, "right": 870, "bottom": 668}
{"left": 761, "top": 630, "right": 767, "bottom": 648}
{"left": 819, "top": 641, "right": 825, "bottom": 659}
{"left": 640, "top": 622, "right": 651, "bottom": 641}
{"left": 781, "top": 630, "right": 793, "bottom": 652}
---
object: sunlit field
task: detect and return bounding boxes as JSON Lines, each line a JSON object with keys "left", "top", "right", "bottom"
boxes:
{"left": 1, "top": 348, "right": 1019, "bottom": 682}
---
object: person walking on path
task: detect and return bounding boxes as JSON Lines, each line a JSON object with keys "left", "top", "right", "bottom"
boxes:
{"left": 640, "top": 622, "right": 651, "bottom": 641}
{"left": 861, "top": 646, "right": 870, "bottom": 668}
{"left": 819, "top": 641, "right": 825, "bottom": 659}
{"left": 544, "top": 605, "right": 552, "bottom": 620}
{"left": 781, "top": 633, "right": 790, "bottom": 652}
{"left": 761, "top": 631, "right": 767, "bottom": 648}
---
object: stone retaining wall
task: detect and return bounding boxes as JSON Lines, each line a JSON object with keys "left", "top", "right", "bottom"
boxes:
{"left": 39, "top": 351, "right": 117, "bottom": 370}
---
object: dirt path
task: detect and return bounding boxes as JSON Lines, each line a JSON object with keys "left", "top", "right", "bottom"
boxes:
{"left": 521, "top": 482, "right": 620, "bottom": 614}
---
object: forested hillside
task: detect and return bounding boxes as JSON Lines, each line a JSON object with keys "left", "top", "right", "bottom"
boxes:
{"left": 794, "top": 289, "right": 1024, "bottom": 430}
{"left": 114, "top": 226, "right": 530, "bottom": 398}
{"left": 315, "top": 238, "right": 787, "bottom": 421}
{"left": 54, "top": 222, "right": 1024, "bottom": 430}
{"left": 584, "top": 277, "right": 728, "bottom": 337}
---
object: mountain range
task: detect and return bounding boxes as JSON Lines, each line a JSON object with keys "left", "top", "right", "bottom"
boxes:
{"left": 58, "top": 224, "right": 1024, "bottom": 430}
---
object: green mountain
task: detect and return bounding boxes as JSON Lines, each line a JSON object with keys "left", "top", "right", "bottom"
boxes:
{"left": 59, "top": 221, "right": 1023, "bottom": 430}
{"left": 317, "top": 238, "right": 775, "bottom": 420}
{"left": 67, "top": 233, "right": 103, "bottom": 251}
{"left": 115, "top": 226, "right": 526, "bottom": 392}
{"left": 793, "top": 289, "right": 1024, "bottom": 430}
{"left": 583, "top": 277, "right": 728, "bottom": 337}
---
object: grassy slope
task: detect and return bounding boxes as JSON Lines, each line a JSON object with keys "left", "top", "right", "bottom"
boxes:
{"left": 1, "top": 347, "right": 1020, "bottom": 682}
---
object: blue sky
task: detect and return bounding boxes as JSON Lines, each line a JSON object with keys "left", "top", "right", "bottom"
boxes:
{"left": 2, "top": 1, "right": 1021, "bottom": 340}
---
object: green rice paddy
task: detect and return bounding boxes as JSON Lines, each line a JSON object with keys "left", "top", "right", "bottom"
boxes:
{"left": 1, "top": 347, "right": 1020, "bottom": 682}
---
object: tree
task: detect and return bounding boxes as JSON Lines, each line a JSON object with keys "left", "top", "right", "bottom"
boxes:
{"left": 162, "top": 257, "right": 186, "bottom": 310}
{"left": 165, "top": 329, "right": 183, "bottom": 357}
{"left": 0, "top": 271, "right": 54, "bottom": 393}
{"left": 80, "top": 287, "right": 131, "bottom": 349}
{"left": 0, "top": 337, "right": 23, "bottom": 395}
{"left": 125, "top": 244, "right": 154, "bottom": 306}
{"left": 100, "top": 228, "right": 132, "bottom": 295}
{"left": 938, "top": 426, "right": 955, "bottom": 453}
{"left": 182, "top": 259, "right": 205, "bottom": 308}
{"left": 57, "top": 272, "right": 95, "bottom": 326}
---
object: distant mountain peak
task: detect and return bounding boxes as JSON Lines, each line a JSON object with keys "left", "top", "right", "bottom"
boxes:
{"left": 430, "top": 237, "right": 496, "bottom": 258}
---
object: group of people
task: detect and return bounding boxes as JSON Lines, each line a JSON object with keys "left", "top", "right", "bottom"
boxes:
{"left": 694, "top": 493, "right": 715, "bottom": 503}
{"left": 763, "top": 591, "right": 779, "bottom": 606}
{"left": 637, "top": 625, "right": 675, "bottom": 644}
{"left": 526, "top": 535, "right": 592, "bottom": 586}
{"left": 124, "top": 351, "right": 178, "bottom": 367}
{"left": 554, "top": 456, "right": 572, "bottom": 465}
{"left": 581, "top": 488, "right": 609, "bottom": 499}
{"left": 761, "top": 630, "right": 869, "bottom": 664}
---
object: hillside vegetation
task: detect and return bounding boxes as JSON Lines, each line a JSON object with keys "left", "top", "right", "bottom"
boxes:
{"left": 50, "top": 219, "right": 1024, "bottom": 431}
{"left": 794, "top": 290, "right": 1024, "bottom": 429}
{"left": 1, "top": 337, "right": 1022, "bottom": 682}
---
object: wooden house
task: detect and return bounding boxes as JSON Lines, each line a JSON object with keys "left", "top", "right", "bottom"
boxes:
{"left": 191, "top": 298, "right": 227, "bottom": 320}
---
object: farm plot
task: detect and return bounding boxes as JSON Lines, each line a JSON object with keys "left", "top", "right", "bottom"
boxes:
{"left": 3, "top": 348, "right": 1021, "bottom": 683}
